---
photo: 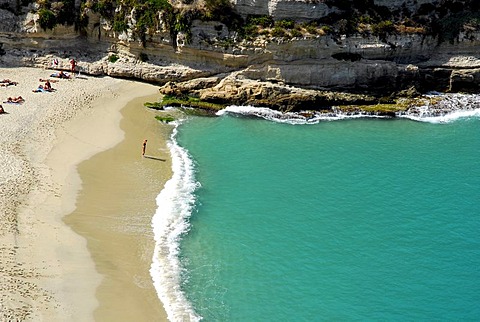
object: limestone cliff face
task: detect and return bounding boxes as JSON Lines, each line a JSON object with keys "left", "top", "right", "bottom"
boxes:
{"left": 373, "top": 0, "right": 438, "bottom": 11}
{"left": 0, "top": 0, "right": 479, "bottom": 97}
{"left": 231, "top": 0, "right": 437, "bottom": 21}
{"left": 232, "top": 0, "right": 335, "bottom": 21}
{"left": 238, "top": 32, "right": 480, "bottom": 93}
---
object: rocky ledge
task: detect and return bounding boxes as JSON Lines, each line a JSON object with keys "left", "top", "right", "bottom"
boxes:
{"left": 1, "top": 24, "right": 479, "bottom": 113}
{"left": 157, "top": 74, "right": 480, "bottom": 120}
{"left": 159, "top": 74, "right": 381, "bottom": 112}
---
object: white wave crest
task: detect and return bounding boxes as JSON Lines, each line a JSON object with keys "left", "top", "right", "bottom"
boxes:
{"left": 401, "top": 93, "right": 480, "bottom": 123}
{"left": 217, "top": 94, "right": 480, "bottom": 125}
{"left": 216, "top": 105, "right": 325, "bottom": 124}
{"left": 402, "top": 108, "right": 480, "bottom": 123}
{"left": 217, "top": 105, "right": 393, "bottom": 124}
{"left": 150, "top": 123, "right": 202, "bottom": 322}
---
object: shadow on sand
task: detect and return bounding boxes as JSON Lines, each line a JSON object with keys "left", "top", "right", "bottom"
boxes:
{"left": 144, "top": 155, "right": 166, "bottom": 161}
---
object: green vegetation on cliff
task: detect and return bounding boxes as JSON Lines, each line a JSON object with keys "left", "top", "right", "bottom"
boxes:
{"left": 26, "top": 0, "right": 480, "bottom": 48}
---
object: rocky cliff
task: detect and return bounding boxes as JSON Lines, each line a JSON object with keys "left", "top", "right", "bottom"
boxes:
{"left": 0, "top": 0, "right": 479, "bottom": 109}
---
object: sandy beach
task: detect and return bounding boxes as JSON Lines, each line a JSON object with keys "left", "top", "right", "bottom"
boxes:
{"left": 0, "top": 67, "right": 170, "bottom": 321}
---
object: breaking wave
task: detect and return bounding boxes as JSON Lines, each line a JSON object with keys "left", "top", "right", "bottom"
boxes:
{"left": 216, "top": 93, "right": 480, "bottom": 124}
{"left": 150, "top": 121, "right": 203, "bottom": 322}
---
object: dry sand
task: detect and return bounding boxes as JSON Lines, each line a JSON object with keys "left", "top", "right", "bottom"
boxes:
{"left": 0, "top": 67, "right": 170, "bottom": 321}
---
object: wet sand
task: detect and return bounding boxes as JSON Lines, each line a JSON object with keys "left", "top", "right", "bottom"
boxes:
{"left": 64, "top": 94, "right": 172, "bottom": 321}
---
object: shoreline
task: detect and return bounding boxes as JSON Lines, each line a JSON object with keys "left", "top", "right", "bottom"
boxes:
{"left": 0, "top": 67, "right": 170, "bottom": 320}
{"left": 64, "top": 92, "right": 172, "bottom": 321}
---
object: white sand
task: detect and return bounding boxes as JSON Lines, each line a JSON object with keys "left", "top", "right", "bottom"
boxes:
{"left": 0, "top": 67, "right": 161, "bottom": 320}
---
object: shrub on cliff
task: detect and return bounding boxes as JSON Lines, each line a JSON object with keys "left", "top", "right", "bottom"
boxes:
{"left": 91, "top": 0, "right": 115, "bottom": 17}
{"left": 113, "top": 16, "right": 128, "bottom": 32}
{"left": 203, "top": 0, "right": 243, "bottom": 30}
{"left": 432, "top": 12, "right": 480, "bottom": 44}
{"left": 108, "top": 54, "right": 119, "bottom": 63}
{"left": 271, "top": 26, "right": 287, "bottom": 38}
{"left": 242, "top": 24, "right": 259, "bottom": 39}
{"left": 371, "top": 20, "right": 396, "bottom": 40}
{"left": 86, "top": 0, "right": 178, "bottom": 46}
{"left": 38, "top": 9, "right": 57, "bottom": 30}
{"left": 303, "top": 22, "right": 318, "bottom": 35}
{"left": 290, "top": 28, "right": 302, "bottom": 38}
{"left": 275, "top": 19, "right": 294, "bottom": 29}
{"left": 135, "top": 0, "right": 172, "bottom": 44}
{"left": 54, "top": 0, "right": 76, "bottom": 25}
{"left": 241, "top": 15, "right": 274, "bottom": 39}
{"left": 248, "top": 15, "right": 274, "bottom": 28}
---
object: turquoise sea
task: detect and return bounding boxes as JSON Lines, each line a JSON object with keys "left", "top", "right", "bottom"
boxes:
{"left": 150, "top": 95, "right": 480, "bottom": 321}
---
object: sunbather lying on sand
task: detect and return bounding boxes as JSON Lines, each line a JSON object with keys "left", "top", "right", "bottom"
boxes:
{"left": 50, "top": 71, "right": 71, "bottom": 79}
{"left": 32, "top": 85, "right": 54, "bottom": 93}
{"left": 32, "top": 85, "right": 45, "bottom": 93}
{"left": 4, "top": 96, "right": 25, "bottom": 104}
{"left": 39, "top": 78, "right": 59, "bottom": 83}
{"left": 0, "top": 79, "right": 18, "bottom": 86}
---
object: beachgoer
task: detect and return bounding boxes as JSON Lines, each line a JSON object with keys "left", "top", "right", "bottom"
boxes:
{"left": 50, "top": 71, "right": 70, "bottom": 79}
{"left": 142, "top": 139, "right": 147, "bottom": 156}
{"left": 0, "top": 105, "right": 4, "bottom": 114}
{"left": 59, "top": 71, "right": 69, "bottom": 79}
{"left": 69, "top": 58, "right": 76, "bottom": 73}
{"left": 39, "top": 78, "right": 59, "bottom": 83}
{"left": 5, "top": 96, "right": 24, "bottom": 103}
{"left": 32, "top": 85, "right": 45, "bottom": 93}
{"left": 44, "top": 80, "right": 52, "bottom": 91}
{"left": 0, "top": 79, "right": 17, "bottom": 84}
{"left": 52, "top": 58, "right": 59, "bottom": 69}
{"left": 0, "top": 80, "right": 18, "bottom": 87}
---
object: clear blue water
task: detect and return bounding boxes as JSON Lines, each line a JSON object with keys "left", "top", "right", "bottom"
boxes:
{"left": 151, "top": 104, "right": 480, "bottom": 321}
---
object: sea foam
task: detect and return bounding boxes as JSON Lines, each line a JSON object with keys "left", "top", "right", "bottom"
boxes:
{"left": 150, "top": 121, "right": 202, "bottom": 322}
{"left": 401, "top": 93, "right": 480, "bottom": 123}
{"left": 217, "top": 94, "right": 480, "bottom": 125}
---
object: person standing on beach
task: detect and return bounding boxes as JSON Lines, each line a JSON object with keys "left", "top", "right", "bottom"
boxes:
{"left": 69, "top": 58, "right": 76, "bottom": 73}
{"left": 142, "top": 139, "right": 147, "bottom": 156}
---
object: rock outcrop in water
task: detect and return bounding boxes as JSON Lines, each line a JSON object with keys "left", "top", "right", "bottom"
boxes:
{"left": 0, "top": 0, "right": 479, "bottom": 110}
{"left": 159, "top": 74, "right": 381, "bottom": 111}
